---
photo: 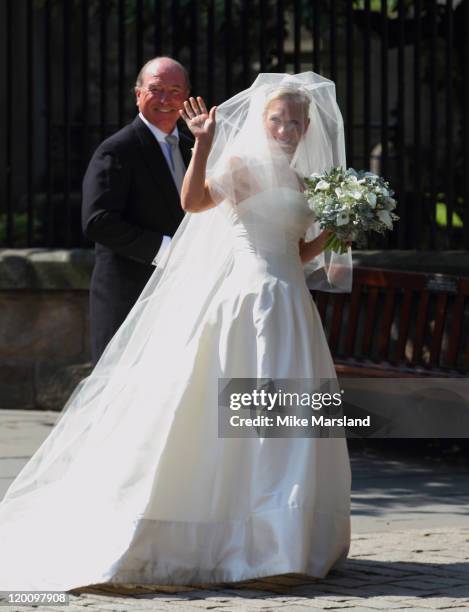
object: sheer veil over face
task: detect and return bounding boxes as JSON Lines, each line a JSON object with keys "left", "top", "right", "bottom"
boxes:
{"left": 263, "top": 97, "right": 310, "bottom": 158}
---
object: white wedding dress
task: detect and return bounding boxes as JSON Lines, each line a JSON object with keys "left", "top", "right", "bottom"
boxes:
{"left": 0, "top": 187, "right": 350, "bottom": 590}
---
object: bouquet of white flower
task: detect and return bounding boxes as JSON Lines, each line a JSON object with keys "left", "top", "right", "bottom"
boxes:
{"left": 304, "top": 167, "right": 399, "bottom": 254}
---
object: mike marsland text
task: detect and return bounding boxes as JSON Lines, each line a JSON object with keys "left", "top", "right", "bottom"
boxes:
{"left": 229, "top": 414, "right": 371, "bottom": 428}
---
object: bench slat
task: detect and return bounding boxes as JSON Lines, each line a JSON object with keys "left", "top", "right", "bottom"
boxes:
{"left": 396, "top": 289, "right": 413, "bottom": 363}
{"left": 361, "top": 287, "right": 379, "bottom": 356}
{"left": 445, "top": 295, "right": 466, "bottom": 367}
{"left": 315, "top": 292, "right": 329, "bottom": 322}
{"left": 329, "top": 293, "right": 346, "bottom": 353}
{"left": 412, "top": 290, "right": 430, "bottom": 365}
{"left": 430, "top": 294, "right": 448, "bottom": 365}
{"left": 465, "top": 327, "right": 469, "bottom": 371}
{"left": 344, "top": 287, "right": 362, "bottom": 355}
{"left": 354, "top": 267, "right": 425, "bottom": 290}
{"left": 378, "top": 288, "right": 396, "bottom": 360}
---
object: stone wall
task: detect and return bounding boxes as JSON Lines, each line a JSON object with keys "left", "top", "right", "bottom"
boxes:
{"left": 0, "top": 249, "right": 94, "bottom": 410}
{"left": 1, "top": 248, "right": 469, "bottom": 410}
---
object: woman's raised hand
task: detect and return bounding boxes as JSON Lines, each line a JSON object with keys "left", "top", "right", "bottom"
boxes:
{"left": 180, "top": 96, "right": 216, "bottom": 149}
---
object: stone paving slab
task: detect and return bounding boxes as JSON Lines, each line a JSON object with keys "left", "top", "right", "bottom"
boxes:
{"left": 1, "top": 528, "right": 468, "bottom": 611}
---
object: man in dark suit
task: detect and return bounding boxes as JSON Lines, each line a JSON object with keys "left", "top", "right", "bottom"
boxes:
{"left": 82, "top": 57, "right": 193, "bottom": 363}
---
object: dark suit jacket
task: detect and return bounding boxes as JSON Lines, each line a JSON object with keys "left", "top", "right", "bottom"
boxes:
{"left": 82, "top": 115, "right": 193, "bottom": 363}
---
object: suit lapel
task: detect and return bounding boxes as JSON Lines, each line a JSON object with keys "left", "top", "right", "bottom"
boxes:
{"left": 131, "top": 116, "right": 181, "bottom": 220}
{"left": 178, "top": 124, "right": 194, "bottom": 169}
{"left": 132, "top": 116, "right": 194, "bottom": 224}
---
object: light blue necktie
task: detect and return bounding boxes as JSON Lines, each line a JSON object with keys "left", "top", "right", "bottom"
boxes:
{"left": 164, "top": 134, "right": 178, "bottom": 172}
{"left": 164, "top": 133, "right": 185, "bottom": 194}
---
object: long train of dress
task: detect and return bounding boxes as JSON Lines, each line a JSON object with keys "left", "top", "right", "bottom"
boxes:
{"left": 0, "top": 187, "right": 350, "bottom": 590}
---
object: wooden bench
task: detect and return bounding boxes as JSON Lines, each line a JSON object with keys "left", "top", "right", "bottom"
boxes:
{"left": 312, "top": 267, "right": 469, "bottom": 378}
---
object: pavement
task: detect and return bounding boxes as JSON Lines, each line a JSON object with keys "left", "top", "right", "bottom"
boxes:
{"left": 0, "top": 409, "right": 468, "bottom": 611}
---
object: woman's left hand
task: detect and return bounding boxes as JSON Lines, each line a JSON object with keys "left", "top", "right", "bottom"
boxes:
{"left": 299, "top": 229, "right": 351, "bottom": 264}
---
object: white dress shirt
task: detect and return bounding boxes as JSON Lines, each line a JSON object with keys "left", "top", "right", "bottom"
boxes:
{"left": 138, "top": 112, "right": 178, "bottom": 265}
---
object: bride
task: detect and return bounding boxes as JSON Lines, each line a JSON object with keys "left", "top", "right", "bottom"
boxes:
{"left": 0, "top": 72, "right": 352, "bottom": 590}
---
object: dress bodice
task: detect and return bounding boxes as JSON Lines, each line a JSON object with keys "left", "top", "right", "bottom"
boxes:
{"left": 225, "top": 187, "right": 314, "bottom": 282}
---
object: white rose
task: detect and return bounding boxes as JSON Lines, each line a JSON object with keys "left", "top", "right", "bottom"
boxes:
{"left": 350, "top": 187, "right": 363, "bottom": 200}
{"left": 366, "top": 192, "right": 377, "bottom": 208}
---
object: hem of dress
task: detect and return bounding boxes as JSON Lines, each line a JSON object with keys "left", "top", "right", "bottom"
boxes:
{"left": 84, "top": 557, "right": 346, "bottom": 590}
{"left": 82, "top": 504, "right": 350, "bottom": 589}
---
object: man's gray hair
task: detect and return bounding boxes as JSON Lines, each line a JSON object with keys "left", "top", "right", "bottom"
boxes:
{"left": 135, "top": 56, "right": 190, "bottom": 90}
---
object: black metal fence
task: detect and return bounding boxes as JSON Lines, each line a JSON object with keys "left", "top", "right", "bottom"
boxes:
{"left": 1, "top": 0, "right": 468, "bottom": 250}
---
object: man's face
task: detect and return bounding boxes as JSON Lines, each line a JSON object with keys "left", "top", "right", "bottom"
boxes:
{"left": 136, "top": 61, "right": 188, "bottom": 132}
{"left": 263, "top": 99, "right": 309, "bottom": 156}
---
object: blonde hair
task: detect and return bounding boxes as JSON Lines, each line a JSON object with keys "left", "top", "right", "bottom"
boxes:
{"left": 264, "top": 86, "right": 311, "bottom": 120}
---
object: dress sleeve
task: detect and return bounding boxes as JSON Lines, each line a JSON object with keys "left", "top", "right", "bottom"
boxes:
{"left": 206, "top": 156, "right": 258, "bottom": 207}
